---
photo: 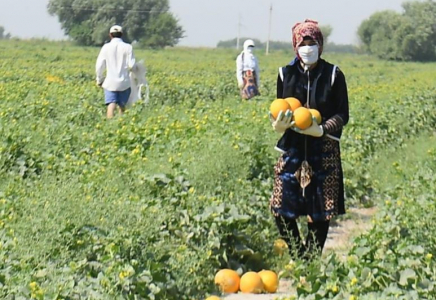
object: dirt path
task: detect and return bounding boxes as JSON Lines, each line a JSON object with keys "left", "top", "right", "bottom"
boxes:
{"left": 222, "top": 207, "right": 377, "bottom": 300}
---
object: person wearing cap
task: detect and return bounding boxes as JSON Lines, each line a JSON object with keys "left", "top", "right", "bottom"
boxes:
{"left": 269, "top": 19, "right": 349, "bottom": 259}
{"left": 236, "top": 39, "right": 260, "bottom": 100}
{"left": 96, "top": 25, "right": 136, "bottom": 118}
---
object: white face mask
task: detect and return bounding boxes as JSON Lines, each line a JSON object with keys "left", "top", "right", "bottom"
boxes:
{"left": 245, "top": 47, "right": 253, "bottom": 54}
{"left": 298, "top": 45, "right": 319, "bottom": 65}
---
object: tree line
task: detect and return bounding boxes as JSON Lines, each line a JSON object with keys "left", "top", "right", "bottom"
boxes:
{"left": 217, "top": 25, "right": 359, "bottom": 54}
{"left": 2, "top": 0, "right": 435, "bottom": 61}
{"left": 216, "top": 39, "right": 359, "bottom": 54}
{"left": 218, "top": 1, "right": 436, "bottom": 61}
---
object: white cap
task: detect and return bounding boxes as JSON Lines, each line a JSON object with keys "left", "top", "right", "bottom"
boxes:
{"left": 109, "top": 25, "right": 123, "bottom": 34}
{"left": 244, "top": 39, "right": 255, "bottom": 48}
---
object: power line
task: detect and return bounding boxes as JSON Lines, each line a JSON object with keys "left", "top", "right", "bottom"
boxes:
{"left": 52, "top": 5, "right": 168, "bottom": 13}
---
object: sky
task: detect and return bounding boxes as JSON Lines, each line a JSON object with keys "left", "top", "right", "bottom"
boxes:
{"left": 0, "top": 0, "right": 410, "bottom": 47}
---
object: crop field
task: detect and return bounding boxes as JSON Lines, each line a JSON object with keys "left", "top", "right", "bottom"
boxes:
{"left": 0, "top": 40, "right": 435, "bottom": 299}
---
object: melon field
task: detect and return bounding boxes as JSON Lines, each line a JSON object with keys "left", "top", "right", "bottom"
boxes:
{"left": 0, "top": 40, "right": 435, "bottom": 300}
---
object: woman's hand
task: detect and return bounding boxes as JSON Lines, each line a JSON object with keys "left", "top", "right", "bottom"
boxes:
{"left": 291, "top": 116, "right": 324, "bottom": 137}
{"left": 270, "top": 110, "right": 293, "bottom": 133}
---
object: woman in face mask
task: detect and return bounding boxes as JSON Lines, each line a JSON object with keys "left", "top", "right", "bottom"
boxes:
{"left": 236, "top": 39, "right": 261, "bottom": 100}
{"left": 269, "top": 19, "right": 350, "bottom": 260}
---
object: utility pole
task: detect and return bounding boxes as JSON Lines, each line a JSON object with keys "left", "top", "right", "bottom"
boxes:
{"left": 266, "top": 4, "right": 272, "bottom": 55}
{"left": 236, "top": 13, "right": 241, "bottom": 50}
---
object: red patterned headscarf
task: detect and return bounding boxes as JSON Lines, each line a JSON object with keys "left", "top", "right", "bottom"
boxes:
{"left": 292, "top": 19, "right": 324, "bottom": 54}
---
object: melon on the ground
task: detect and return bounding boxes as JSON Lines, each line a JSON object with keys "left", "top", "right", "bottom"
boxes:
{"left": 214, "top": 269, "right": 240, "bottom": 293}
{"left": 258, "top": 270, "right": 279, "bottom": 293}
{"left": 239, "top": 271, "right": 264, "bottom": 294}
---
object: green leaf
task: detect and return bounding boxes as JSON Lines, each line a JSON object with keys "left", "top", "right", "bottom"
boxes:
{"left": 355, "top": 246, "right": 370, "bottom": 257}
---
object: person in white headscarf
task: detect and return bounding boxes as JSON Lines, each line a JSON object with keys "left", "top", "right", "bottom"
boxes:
{"left": 236, "top": 39, "right": 260, "bottom": 99}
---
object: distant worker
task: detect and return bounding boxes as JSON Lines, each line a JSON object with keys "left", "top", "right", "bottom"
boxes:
{"left": 236, "top": 39, "right": 260, "bottom": 100}
{"left": 96, "top": 25, "right": 136, "bottom": 118}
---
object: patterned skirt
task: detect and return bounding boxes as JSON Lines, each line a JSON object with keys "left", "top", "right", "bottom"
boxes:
{"left": 270, "top": 137, "right": 345, "bottom": 222}
{"left": 240, "top": 70, "right": 260, "bottom": 100}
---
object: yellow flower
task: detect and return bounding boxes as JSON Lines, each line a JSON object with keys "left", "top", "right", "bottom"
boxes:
{"left": 29, "top": 281, "right": 38, "bottom": 290}
{"left": 350, "top": 277, "right": 358, "bottom": 286}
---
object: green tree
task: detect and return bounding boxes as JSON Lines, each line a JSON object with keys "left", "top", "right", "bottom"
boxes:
{"left": 358, "top": 10, "right": 405, "bottom": 60}
{"left": 358, "top": 0, "right": 436, "bottom": 61}
{"left": 401, "top": 0, "right": 436, "bottom": 61}
{"left": 48, "top": 0, "right": 183, "bottom": 47}
{"left": 320, "top": 25, "right": 332, "bottom": 45}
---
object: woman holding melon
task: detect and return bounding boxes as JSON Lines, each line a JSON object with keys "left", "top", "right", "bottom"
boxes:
{"left": 269, "top": 19, "right": 349, "bottom": 259}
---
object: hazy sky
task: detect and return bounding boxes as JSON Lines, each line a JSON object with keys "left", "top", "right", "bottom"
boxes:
{"left": 0, "top": 0, "right": 410, "bottom": 47}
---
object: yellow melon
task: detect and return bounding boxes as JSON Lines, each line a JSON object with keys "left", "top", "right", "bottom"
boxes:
{"left": 273, "top": 238, "right": 288, "bottom": 256}
{"left": 214, "top": 269, "right": 240, "bottom": 293}
{"left": 205, "top": 296, "right": 221, "bottom": 300}
{"left": 284, "top": 97, "right": 302, "bottom": 112}
{"left": 258, "top": 270, "right": 279, "bottom": 293}
{"left": 239, "top": 271, "right": 264, "bottom": 294}
{"left": 270, "top": 99, "right": 291, "bottom": 120}
{"left": 293, "top": 107, "right": 313, "bottom": 130}
{"left": 309, "top": 108, "right": 322, "bottom": 124}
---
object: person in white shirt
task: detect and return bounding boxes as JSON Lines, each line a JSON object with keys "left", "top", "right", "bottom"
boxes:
{"left": 96, "top": 25, "right": 136, "bottom": 118}
{"left": 236, "top": 39, "right": 260, "bottom": 100}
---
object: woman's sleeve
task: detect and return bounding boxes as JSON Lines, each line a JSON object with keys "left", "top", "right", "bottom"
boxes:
{"left": 322, "top": 69, "right": 349, "bottom": 134}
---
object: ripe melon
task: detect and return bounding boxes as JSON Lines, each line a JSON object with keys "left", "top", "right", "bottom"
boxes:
{"left": 258, "top": 270, "right": 279, "bottom": 293}
{"left": 273, "top": 238, "right": 288, "bottom": 256}
{"left": 205, "top": 296, "right": 221, "bottom": 300}
{"left": 293, "top": 107, "right": 313, "bottom": 130}
{"left": 270, "top": 99, "right": 291, "bottom": 120}
{"left": 309, "top": 108, "right": 322, "bottom": 124}
{"left": 239, "top": 271, "right": 264, "bottom": 294}
{"left": 284, "top": 97, "right": 302, "bottom": 111}
{"left": 214, "top": 269, "right": 240, "bottom": 293}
